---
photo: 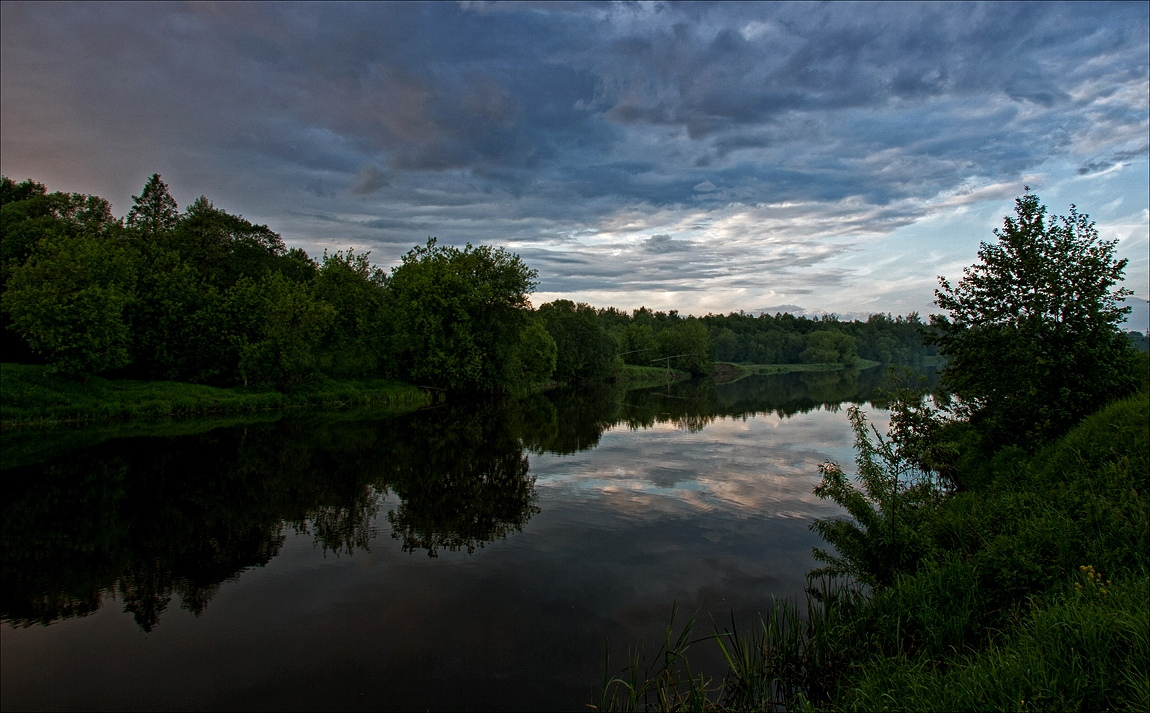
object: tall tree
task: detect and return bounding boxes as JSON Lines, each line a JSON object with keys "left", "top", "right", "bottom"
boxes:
{"left": 538, "top": 300, "right": 616, "bottom": 381}
{"left": 930, "top": 192, "right": 1137, "bottom": 445}
{"left": 388, "top": 239, "right": 538, "bottom": 392}
{"left": 126, "top": 174, "right": 179, "bottom": 242}
{"left": 3, "top": 231, "right": 137, "bottom": 376}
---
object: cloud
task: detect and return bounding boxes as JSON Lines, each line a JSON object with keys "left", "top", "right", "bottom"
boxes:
{"left": 1, "top": 1, "right": 1146, "bottom": 315}
{"left": 643, "top": 234, "right": 693, "bottom": 253}
{"left": 351, "top": 166, "right": 390, "bottom": 195}
{"left": 1078, "top": 144, "right": 1150, "bottom": 175}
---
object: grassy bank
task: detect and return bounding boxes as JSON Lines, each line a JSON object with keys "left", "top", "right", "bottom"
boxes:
{"left": 614, "top": 364, "right": 690, "bottom": 390}
{"left": 0, "top": 363, "right": 432, "bottom": 428}
{"left": 598, "top": 388, "right": 1150, "bottom": 711}
{"left": 713, "top": 359, "right": 883, "bottom": 383}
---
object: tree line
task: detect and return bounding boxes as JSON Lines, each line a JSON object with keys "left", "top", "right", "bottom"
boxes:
{"left": 2, "top": 174, "right": 935, "bottom": 393}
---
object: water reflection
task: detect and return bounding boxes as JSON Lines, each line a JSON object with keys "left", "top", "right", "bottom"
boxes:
{"left": 1, "top": 366, "right": 931, "bottom": 635}
{"left": 1, "top": 402, "right": 541, "bottom": 631}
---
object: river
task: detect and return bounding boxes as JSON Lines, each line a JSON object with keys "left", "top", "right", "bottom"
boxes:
{"left": 1, "top": 366, "right": 934, "bottom": 711}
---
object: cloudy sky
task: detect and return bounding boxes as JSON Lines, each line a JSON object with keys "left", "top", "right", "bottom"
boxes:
{"left": 2, "top": 1, "right": 1147, "bottom": 324}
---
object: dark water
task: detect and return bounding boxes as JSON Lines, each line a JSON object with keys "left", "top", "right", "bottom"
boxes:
{"left": 1, "top": 367, "right": 933, "bottom": 711}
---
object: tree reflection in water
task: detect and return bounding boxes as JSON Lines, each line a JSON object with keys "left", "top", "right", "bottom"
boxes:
{"left": 1, "top": 401, "right": 540, "bottom": 630}
{"left": 1, "top": 365, "right": 936, "bottom": 631}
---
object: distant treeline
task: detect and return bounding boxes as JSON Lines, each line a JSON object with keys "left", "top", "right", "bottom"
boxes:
{"left": 2, "top": 174, "right": 933, "bottom": 392}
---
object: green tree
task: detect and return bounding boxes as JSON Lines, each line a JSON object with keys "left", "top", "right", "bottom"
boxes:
{"left": 538, "top": 299, "right": 616, "bottom": 381}
{"left": 931, "top": 192, "right": 1136, "bottom": 445}
{"left": 234, "top": 273, "right": 336, "bottom": 386}
{"left": 812, "top": 405, "right": 945, "bottom": 587}
{"left": 801, "top": 330, "right": 860, "bottom": 366}
{"left": 313, "top": 249, "right": 390, "bottom": 377}
{"left": 388, "top": 239, "right": 538, "bottom": 392}
{"left": 614, "top": 322, "right": 658, "bottom": 365}
{"left": 127, "top": 248, "right": 211, "bottom": 380}
{"left": 655, "top": 318, "right": 713, "bottom": 375}
{"left": 172, "top": 196, "right": 293, "bottom": 288}
{"left": 1, "top": 178, "right": 121, "bottom": 363}
{"left": 513, "top": 318, "right": 558, "bottom": 385}
{"left": 3, "top": 231, "right": 137, "bottom": 376}
{"left": 126, "top": 174, "right": 180, "bottom": 243}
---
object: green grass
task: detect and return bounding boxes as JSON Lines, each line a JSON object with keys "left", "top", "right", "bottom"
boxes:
{"left": 614, "top": 363, "right": 689, "bottom": 390}
{"left": 721, "top": 359, "right": 883, "bottom": 377}
{"left": 0, "top": 362, "right": 431, "bottom": 428}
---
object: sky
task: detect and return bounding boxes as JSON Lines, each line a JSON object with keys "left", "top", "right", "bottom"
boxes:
{"left": 2, "top": 1, "right": 1148, "bottom": 328}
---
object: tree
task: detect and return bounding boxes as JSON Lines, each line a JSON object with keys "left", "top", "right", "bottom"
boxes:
{"left": 614, "top": 322, "right": 658, "bottom": 365}
{"left": 800, "top": 330, "right": 859, "bottom": 366}
{"left": 172, "top": 196, "right": 291, "bottom": 288}
{"left": 930, "top": 191, "right": 1136, "bottom": 445}
{"left": 513, "top": 319, "right": 558, "bottom": 385}
{"left": 235, "top": 273, "right": 335, "bottom": 387}
{"left": 3, "top": 231, "right": 137, "bottom": 376}
{"left": 126, "top": 174, "right": 180, "bottom": 242}
{"left": 812, "top": 405, "right": 944, "bottom": 587}
{"left": 313, "top": 249, "right": 390, "bottom": 377}
{"left": 388, "top": 238, "right": 538, "bottom": 392}
{"left": 655, "top": 318, "right": 713, "bottom": 375}
{"left": 538, "top": 299, "right": 616, "bottom": 381}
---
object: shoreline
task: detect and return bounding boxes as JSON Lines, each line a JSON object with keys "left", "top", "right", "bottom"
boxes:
{"left": 1, "top": 362, "right": 433, "bottom": 429}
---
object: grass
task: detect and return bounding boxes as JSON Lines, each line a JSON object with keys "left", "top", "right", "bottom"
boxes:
{"left": 740, "top": 359, "right": 882, "bottom": 375}
{"left": 0, "top": 362, "right": 432, "bottom": 428}
{"left": 712, "top": 360, "right": 884, "bottom": 383}
{"left": 614, "top": 363, "right": 690, "bottom": 390}
{"left": 595, "top": 387, "right": 1150, "bottom": 711}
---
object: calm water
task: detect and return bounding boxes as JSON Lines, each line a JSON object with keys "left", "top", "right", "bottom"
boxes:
{"left": 1, "top": 367, "right": 932, "bottom": 711}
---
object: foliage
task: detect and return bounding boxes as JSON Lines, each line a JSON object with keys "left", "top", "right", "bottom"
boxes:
{"left": 539, "top": 299, "right": 617, "bottom": 381}
{"left": 168, "top": 195, "right": 291, "bottom": 288}
{"left": 1, "top": 176, "right": 550, "bottom": 395}
{"left": 655, "top": 318, "right": 713, "bottom": 375}
{"left": 799, "top": 329, "right": 859, "bottom": 366}
{"left": 931, "top": 191, "right": 1137, "bottom": 446}
{"left": 701, "top": 310, "right": 932, "bottom": 366}
{"left": 125, "top": 173, "right": 180, "bottom": 242}
{"left": 234, "top": 273, "right": 336, "bottom": 387}
{"left": 313, "top": 249, "right": 390, "bottom": 377}
{"left": 613, "top": 322, "right": 659, "bottom": 366}
{"left": 513, "top": 318, "right": 558, "bottom": 385}
{"left": 811, "top": 404, "right": 946, "bottom": 587}
{"left": 3, "top": 231, "right": 137, "bottom": 376}
{"left": 388, "top": 238, "right": 538, "bottom": 392}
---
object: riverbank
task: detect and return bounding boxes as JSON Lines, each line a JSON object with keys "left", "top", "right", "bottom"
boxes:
{"left": 599, "top": 387, "right": 1150, "bottom": 711}
{"left": 712, "top": 359, "right": 883, "bottom": 384}
{"left": 0, "top": 363, "right": 432, "bottom": 428}
{"left": 612, "top": 363, "right": 690, "bottom": 389}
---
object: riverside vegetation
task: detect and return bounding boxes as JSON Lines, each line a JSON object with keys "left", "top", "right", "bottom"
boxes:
{"left": 594, "top": 192, "right": 1148, "bottom": 711}
{"left": 2, "top": 174, "right": 939, "bottom": 425}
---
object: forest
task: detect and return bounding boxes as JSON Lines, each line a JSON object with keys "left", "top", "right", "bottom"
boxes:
{"left": 2, "top": 174, "right": 935, "bottom": 403}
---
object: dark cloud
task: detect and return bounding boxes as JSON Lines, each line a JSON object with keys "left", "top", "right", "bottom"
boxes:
{"left": 1078, "top": 145, "right": 1150, "bottom": 175}
{"left": 644, "top": 234, "right": 693, "bottom": 253}
{"left": 1, "top": 1, "right": 1146, "bottom": 311}
{"left": 351, "top": 166, "right": 390, "bottom": 195}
